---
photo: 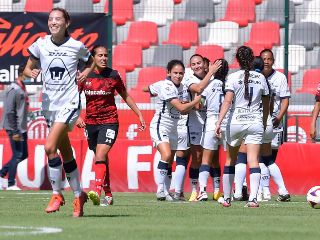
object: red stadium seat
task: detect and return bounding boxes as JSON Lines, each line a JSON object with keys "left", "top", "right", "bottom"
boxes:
{"left": 296, "top": 69, "right": 320, "bottom": 94}
{"left": 222, "top": 0, "right": 255, "bottom": 27}
{"left": 122, "top": 21, "right": 158, "bottom": 49}
{"left": 25, "top": 0, "right": 53, "bottom": 12}
{"left": 136, "top": 67, "right": 167, "bottom": 88}
{"left": 195, "top": 45, "right": 224, "bottom": 62}
{"left": 113, "top": 44, "right": 142, "bottom": 72}
{"left": 254, "top": 0, "right": 262, "bottom": 4}
{"left": 163, "top": 21, "right": 198, "bottom": 49}
{"left": 245, "top": 21, "right": 280, "bottom": 49}
{"left": 104, "top": 0, "right": 133, "bottom": 25}
{"left": 173, "top": 0, "right": 183, "bottom": 4}
{"left": 244, "top": 43, "right": 265, "bottom": 56}
{"left": 92, "top": 0, "right": 100, "bottom": 3}
{"left": 113, "top": 66, "right": 127, "bottom": 87}
{"left": 123, "top": 88, "right": 151, "bottom": 103}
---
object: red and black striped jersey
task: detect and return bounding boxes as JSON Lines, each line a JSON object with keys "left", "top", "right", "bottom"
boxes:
{"left": 79, "top": 67, "right": 126, "bottom": 124}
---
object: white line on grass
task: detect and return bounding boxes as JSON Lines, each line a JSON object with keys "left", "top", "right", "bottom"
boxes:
{"left": 0, "top": 226, "right": 62, "bottom": 236}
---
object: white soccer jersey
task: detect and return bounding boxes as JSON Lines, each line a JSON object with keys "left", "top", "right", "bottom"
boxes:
{"left": 266, "top": 70, "right": 291, "bottom": 131}
{"left": 28, "top": 35, "right": 91, "bottom": 111}
{"left": 226, "top": 70, "right": 269, "bottom": 125}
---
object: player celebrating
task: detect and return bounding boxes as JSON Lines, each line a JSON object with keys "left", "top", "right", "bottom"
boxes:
{"left": 197, "top": 59, "right": 229, "bottom": 201}
{"left": 24, "top": 8, "right": 94, "bottom": 217}
{"left": 77, "top": 45, "right": 145, "bottom": 206}
{"left": 216, "top": 46, "right": 270, "bottom": 207}
{"left": 259, "top": 49, "right": 291, "bottom": 202}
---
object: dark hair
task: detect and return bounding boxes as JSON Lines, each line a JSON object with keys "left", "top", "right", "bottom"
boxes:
{"left": 260, "top": 48, "right": 274, "bottom": 60}
{"left": 49, "top": 8, "right": 71, "bottom": 36}
{"left": 236, "top": 46, "right": 254, "bottom": 105}
{"left": 252, "top": 56, "right": 264, "bottom": 73}
{"left": 18, "top": 61, "right": 27, "bottom": 76}
{"left": 91, "top": 45, "right": 107, "bottom": 57}
{"left": 167, "top": 59, "right": 185, "bottom": 72}
{"left": 189, "top": 54, "right": 204, "bottom": 63}
{"left": 214, "top": 59, "right": 229, "bottom": 93}
{"left": 203, "top": 57, "right": 210, "bottom": 66}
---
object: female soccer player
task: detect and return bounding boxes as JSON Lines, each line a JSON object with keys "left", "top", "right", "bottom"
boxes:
{"left": 149, "top": 60, "right": 201, "bottom": 200}
{"left": 197, "top": 59, "right": 229, "bottom": 201}
{"left": 24, "top": 8, "right": 94, "bottom": 217}
{"left": 77, "top": 45, "right": 146, "bottom": 206}
{"left": 184, "top": 54, "right": 221, "bottom": 201}
{"left": 215, "top": 46, "right": 270, "bottom": 207}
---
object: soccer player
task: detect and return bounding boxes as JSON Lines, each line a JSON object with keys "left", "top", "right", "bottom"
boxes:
{"left": 184, "top": 54, "right": 222, "bottom": 201}
{"left": 149, "top": 60, "right": 201, "bottom": 200}
{"left": 216, "top": 46, "right": 270, "bottom": 207}
{"left": 77, "top": 45, "right": 146, "bottom": 206}
{"left": 0, "top": 63, "right": 29, "bottom": 190}
{"left": 24, "top": 8, "right": 94, "bottom": 217}
{"left": 310, "top": 84, "right": 320, "bottom": 140}
{"left": 197, "top": 59, "right": 229, "bottom": 201}
{"left": 259, "top": 49, "right": 291, "bottom": 202}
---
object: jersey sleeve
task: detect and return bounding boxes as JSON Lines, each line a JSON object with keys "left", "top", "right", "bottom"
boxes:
{"left": 149, "top": 81, "right": 161, "bottom": 96}
{"left": 225, "top": 76, "right": 234, "bottom": 92}
{"left": 27, "top": 39, "right": 40, "bottom": 60}
{"left": 161, "top": 83, "right": 178, "bottom": 101}
{"left": 278, "top": 75, "right": 291, "bottom": 98}
{"left": 78, "top": 43, "right": 91, "bottom": 63}
{"left": 114, "top": 71, "right": 126, "bottom": 94}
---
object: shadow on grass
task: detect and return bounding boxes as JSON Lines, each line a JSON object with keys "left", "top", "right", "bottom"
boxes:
{"left": 83, "top": 214, "right": 133, "bottom": 218}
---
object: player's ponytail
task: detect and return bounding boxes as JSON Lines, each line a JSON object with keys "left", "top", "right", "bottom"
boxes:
{"left": 214, "top": 59, "right": 229, "bottom": 94}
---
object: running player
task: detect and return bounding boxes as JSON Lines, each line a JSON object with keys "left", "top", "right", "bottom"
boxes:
{"left": 24, "top": 8, "right": 94, "bottom": 217}
{"left": 197, "top": 59, "right": 229, "bottom": 201}
{"left": 149, "top": 60, "right": 201, "bottom": 200}
{"left": 216, "top": 46, "right": 270, "bottom": 207}
{"left": 259, "top": 49, "right": 291, "bottom": 202}
{"left": 77, "top": 45, "right": 146, "bottom": 206}
{"left": 184, "top": 55, "right": 222, "bottom": 201}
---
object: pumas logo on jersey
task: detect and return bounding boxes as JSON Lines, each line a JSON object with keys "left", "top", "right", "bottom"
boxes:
{"left": 50, "top": 66, "right": 65, "bottom": 80}
{"left": 49, "top": 52, "right": 68, "bottom": 57}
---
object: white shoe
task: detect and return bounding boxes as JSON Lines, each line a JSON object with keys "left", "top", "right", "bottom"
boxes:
{"left": 0, "top": 177, "right": 8, "bottom": 190}
{"left": 257, "top": 192, "right": 263, "bottom": 202}
{"left": 6, "top": 185, "right": 21, "bottom": 191}
{"left": 196, "top": 191, "right": 208, "bottom": 201}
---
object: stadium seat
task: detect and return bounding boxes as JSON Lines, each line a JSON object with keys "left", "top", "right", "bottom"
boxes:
{"left": 296, "top": 69, "right": 320, "bottom": 94}
{"left": 136, "top": 67, "right": 167, "bottom": 88}
{"left": 163, "top": 21, "right": 198, "bottom": 49}
{"left": 113, "top": 44, "right": 142, "bottom": 72}
{"left": 289, "top": 93, "right": 315, "bottom": 105}
{"left": 0, "top": 0, "right": 12, "bottom": 11}
{"left": 202, "top": 21, "right": 239, "bottom": 50}
{"left": 123, "top": 88, "right": 151, "bottom": 103}
{"left": 222, "top": 0, "right": 255, "bottom": 27}
{"left": 244, "top": 43, "right": 265, "bottom": 56}
{"left": 113, "top": 66, "right": 127, "bottom": 87}
{"left": 105, "top": 0, "right": 134, "bottom": 25}
{"left": 263, "top": 0, "right": 295, "bottom": 27}
{"left": 173, "top": 0, "right": 182, "bottom": 4}
{"left": 122, "top": 21, "right": 158, "bottom": 49}
{"left": 245, "top": 21, "right": 280, "bottom": 49}
{"left": 301, "top": 0, "right": 320, "bottom": 25}
{"left": 176, "top": 0, "right": 215, "bottom": 27}
{"left": 291, "top": 0, "right": 304, "bottom": 5}
{"left": 195, "top": 45, "right": 224, "bottom": 62}
{"left": 290, "top": 22, "right": 320, "bottom": 51}
{"left": 25, "top": 0, "right": 53, "bottom": 12}
{"left": 148, "top": 45, "right": 183, "bottom": 68}
{"left": 92, "top": 0, "right": 100, "bottom": 3}
{"left": 65, "top": 0, "right": 93, "bottom": 12}
{"left": 254, "top": 0, "right": 263, "bottom": 4}
{"left": 273, "top": 45, "right": 306, "bottom": 74}
{"left": 137, "top": 0, "right": 174, "bottom": 26}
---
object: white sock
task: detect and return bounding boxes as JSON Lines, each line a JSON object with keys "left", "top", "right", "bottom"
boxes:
{"left": 259, "top": 162, "right": 270, "bottom": 189}
{"left": 268, "top": 163, "right": 288, "bottom": 195}
{"left": 157, "top": 160, "right": 168, "bottom": 193}
{"left": 164, "top": 175, "right": 172, "bottom": 195}
{"left": 63, "top": 159, "right": 82, "bottom": 198}
{"left": 48, "top": 164, "right": 62, "bottom": 195}
{"left": 249, "top": 168, "right": 261, "bottom": 201}
{"left": 174, "top": 165, "right": 186, "bottom": 194}
{"left": 199, "top": 165, "right": 210, "bottom": 192}
{"left": 234, "top": 163, "right": 246, "bottom": 197}
{"left": 223, "top": 166, "right": 235, "bottom": 200}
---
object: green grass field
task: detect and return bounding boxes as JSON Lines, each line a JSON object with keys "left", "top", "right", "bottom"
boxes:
{"left": 0, "top": 191, "right": 319, "bottom": 240}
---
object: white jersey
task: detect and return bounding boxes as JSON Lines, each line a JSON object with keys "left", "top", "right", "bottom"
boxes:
{"left": 266, "top": 70, "right": 291, "bottom": 132}
{"left": 149, "top": 79, "right": 184, "bottom": 128}
{"left": 226, "top": 70, "right": 269, "bottom": 125}
{"left": 28, "top": 35, "right": 91, "bottom": 111}
{"left": 184, "top": 74, "right": 208, "bottom": 127}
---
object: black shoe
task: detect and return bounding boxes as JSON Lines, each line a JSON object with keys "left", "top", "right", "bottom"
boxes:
{"left": 242, "top": 186, "right": 249, "bottom": 201}
{"left": 276, "top": 194, "right": 291, "bottom": 202}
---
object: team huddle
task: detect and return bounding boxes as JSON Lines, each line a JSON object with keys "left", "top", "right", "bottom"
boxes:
{"left": 148, "top": 46, "right": 291, "bottom": 208}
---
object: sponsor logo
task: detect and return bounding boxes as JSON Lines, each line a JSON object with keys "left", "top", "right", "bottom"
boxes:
{"left": 84, "top": 89, "right": 111, "bottom": 95}
{"left": 235, "top": 115, "right": 256, "bottom": 122}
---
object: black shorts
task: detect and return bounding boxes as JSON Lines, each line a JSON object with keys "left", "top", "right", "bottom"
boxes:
{"left": 85, "top": 124, "right": 119, "bottom": 150}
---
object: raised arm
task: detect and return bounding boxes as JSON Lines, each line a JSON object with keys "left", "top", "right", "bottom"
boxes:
{"left": 23, "top": 57, "right": 40, "bottom": 79}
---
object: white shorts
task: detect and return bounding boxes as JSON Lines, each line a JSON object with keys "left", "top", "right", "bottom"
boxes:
{"left": 188, "top": 125, "right": 203, "bottom": 145}
{"left": 271, "top": 132, "right": 283, "bottom": 149}
{"left": 150, "top": 123, "right": 179, "bottom": 150}
{"left": 43, "top": 107, "right": 80, "bottom": 131}
{"left": 175, "top": 125, "right": 189, "bottom": 151}
{"left": 226, "top": 122, "right": 264, "bottom": 147}
{"left": 201, "top": 130, "right": 221, "bottom": 150}
{"left": 263, "top": 124, "right": 273, "bottom": 144}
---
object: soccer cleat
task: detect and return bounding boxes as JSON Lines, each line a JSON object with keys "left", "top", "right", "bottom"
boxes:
{"left": 276, "top": 194, "right": 291, "bottom": 202}
{"left": 73, "top": 191, "right": 88, "bottom": 218}
{"left": 156, "top": 191, "right": 166, "bottom": 201}
{"left": 257, "top": 191, "right": 263, "bottom": 202}
{"left": 196, "top": 191, "right": 208, "bottom": 201}
{"left": 100, "top": 196, "right": 113, "bottom": 206}
{"left": 45, "top": 194, "right": 65, "bottom": 213}
{"left": 213, "top": 190, "right": 223, "bottom": 201}
{"left": 263, "top": 192, "right": 272, "bottom": 201}
{"left": 6, "top": 185, "right": 21, "bottom": 191}
{"left": 188, "top": 191, "right": 198, "bottom": 202}
{"left": 245, "top": 198, "right": 259, "bottom": 208}
{"left": 88, "top": 190, "right": 100, "bottom": 206}
{"left": 242, "top": 185, "right": 249, "bottom": 201}
{"left": 173, "top": 192, "right": 185, "bottom": 201}
{"left": 165, "top": 193, "right": 176, "bottom": 201}
{"left": 233, "top": 195, "right": 245, "bottom": 201}
{"left": 222, "top": 198, "right": 231, "bottom": 207}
